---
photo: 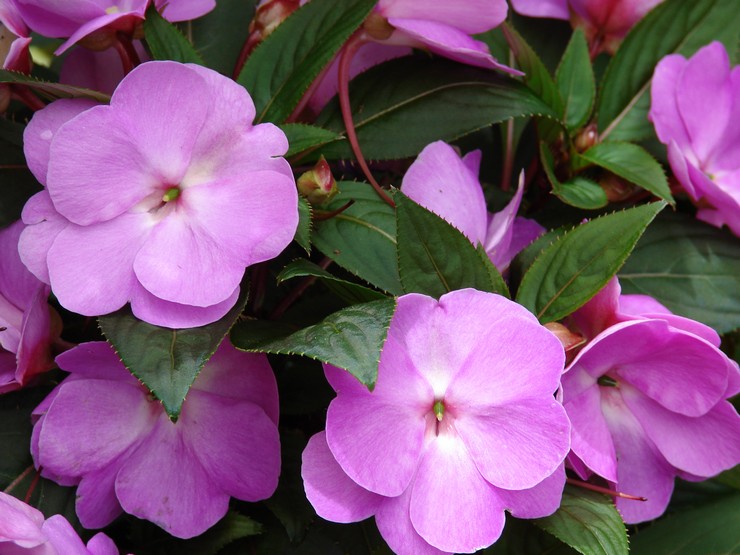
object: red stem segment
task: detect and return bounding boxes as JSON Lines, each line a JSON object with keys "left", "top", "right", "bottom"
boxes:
{"left": 11, "top": 86, "right": 45, "bottom": 111}
{"left": 113, "top": 33, "right": 140, "bottom": 76}
{"left": 566, "top": 477, "right": 647, "bottom": 501}
{"left": 337, "top": 31, "right": 395, "bottom": 208}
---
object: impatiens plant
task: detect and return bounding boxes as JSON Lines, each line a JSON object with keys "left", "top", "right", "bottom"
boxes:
{"left": 0, "top": 0, "right": 738, "bottom": 553}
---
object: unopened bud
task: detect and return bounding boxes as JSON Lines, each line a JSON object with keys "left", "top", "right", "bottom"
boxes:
{"left": 544, "top": 322, "right": 586, "bottom": 362}
{"left": 251, "top": 0, "right": 300, "bottom": 39}
{"left": 363, "top": 11, "right": 395, "bottom": 41}
{"left": 574, "top": 123, "right": 599, "bottom": 153}
{"left": 600, "top": 174, "right": 635, "bottom": 202}
{"left": 297, "top": 157, "right": 337, "bottom": 205}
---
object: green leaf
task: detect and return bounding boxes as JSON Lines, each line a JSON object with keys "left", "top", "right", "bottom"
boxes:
{"left": 556, "top": 29, "right": 595, "bottom": 131}
{"left": 98, "top": 289, "right": 248, "bottom": 419}
{"left": 281, "top": 123, "right": 342, "bottom": 157}
{"left": 535, "top": 488, "right": 629, "bottom": 555}
{"left": 0, "top": 69, "right": 110, "bottom": 102}
{"left": 540, "top": 143, "right": 607, "bottom": 209}
{"left": 503, "top": 23, "right": 564, "bottom": 117}
{"left": 508, "top": 227, "right": 569, "bottom": 296}
{"left": 312, "top": 181, "right": 402, "bottom": 295}
{"left": 187, "top": 0, "right": 257, "bottom": 75}
{"left": 630, "top": 493, "right": 740, "bottom": 554}
{"left": 231, "top": 298, "right": 396, "bottom": 388}
{"left": 576, "top": 142, "right": 673, "bottom": 203}
{"left": 315, "top": 58, "right": 558, "bottom": 160}
{"left": 516, "top": 202, "right": 665, "bottom": 322}
{"left": 295, "top": 197, "right": 312, "bottom": 254}
{"left": 170, "top": 512, "right": 262, "bottom": 555}
{"left": 597, "top": 0, "right": 740, "bottom": 141}
{"left": 143, "top": 6, "right": 205, "bottom": 64}
{"left": 619, "top": 212, "right": 740, "bottom": 333}
{"left": 395, "top": 192, "right": 509, "bottom": 298}
{"left": 278, "top": 259, "right": 387, "bottom": 305}
{"left": 714, "top": 465, "right": 740, "bottom": 489}
{"left": 238, "top": 0, "right": 377, "bottom": 123}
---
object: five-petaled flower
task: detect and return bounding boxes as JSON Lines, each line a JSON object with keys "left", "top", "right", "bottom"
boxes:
{"left": 302, "top": 289, "right": 570, "bottom": 555}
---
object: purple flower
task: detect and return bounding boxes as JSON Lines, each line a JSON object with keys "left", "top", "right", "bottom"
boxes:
{"left": 0, "top": 220, "right": 59, "bottom": 394}
{"left": 562, "top": 278, "right": 740, "bottom": 523}
{"left": 649, "top": 42, "right": 740, "bottom": 236}
{"left": 510, "top": 0, "right": 663, "bottom": 54}
{"left": 32, "top": 340, "right": 281, "bottom": 538}
{"left": 13, "top": 0, "right": 215, "bottom": 54}
{"left": 60, "top": 40, "right": 149, "bottom": 95}
{"left": 0, "top": 491, "right": 120, "bottom": 555}
{"left": 19, "top": 61, "right": 298, "bottom": 328}
{"left": 370, "top": 0, "right": 516, "bottom": 72}
{"left": 400, "top": 141, "right": 544, "bottom": 271}
{"left": 302, "top": 289, "right": 570, "bottom": 555}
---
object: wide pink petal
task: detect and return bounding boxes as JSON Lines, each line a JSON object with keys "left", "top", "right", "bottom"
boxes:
{"left": 180, "top": 172, "right": 298, "bottom": 269}
{"left": 47, "top": 212, "right": 150, "bottom": 316}
{"left": 622, "top": 385, "right": 740, "bottom": 478}
{"left": 155, "top": 0, "right": 215, "bottom": 21}
{"left": 41, "top": 515, "right": 89, "bottom": 554}
{"left": 453, "top": 398, "right": 570, "bottom": 490}
{"left": 23, "top": 98, "right": 97, "bottom": 185}
{"left": 56, "top": 10, "right": 146, "bottom": 54}
{"left": 0, "top": 491, "right": 46, "bottom": 545}
{"left": 55, "top": 341, "right": 139, "bottom": 382}
{"left": 0, "top": 3, "right": 29, "bottom": 37}
{"left": 509, "top": 0, "right": 569, "bottom": 19}
{"left": 710, "top": 66, "right": 740, "bottom": 170}
{"left": 0, "top": 221, "right": 38, "bottom": 311}
{"left": 401, "top": 141, "right": 488, "bottom": 244}
{"left": 75, "top": 461, "right": 126, "bottom": 530}
{"left": 116, "top": 417, "right": 229, "bottom": 539}
{"left": 128, "top": 282, "right": 239, "bottom": 328}
{"left": 495, "top": 216, "right": 545, "bottom": 271}
{"left": 36, "top": 378, "right": 157, "bottom": 478}
{"left": 387, "top": 17, "right": 518, "bottom": 72}
{"left": 377, "top": 0, "right": 508, "bottom": 34}
{"left": 667, "top": 140, "right": 697, "bottom": 197}
{"left": 569, "top": 277, "right": 621, "bottom": 339}
{"left": 375, "top": 486, "right": 450, "bottom": 555}
{"left": 498, "top": 464, "right": 566, "bottom": 518}
{"left": 182, "top": 390, "right": 280, "bottom": 502}
{"left": 19, "top": 192, "right": 67, "bottom": 284}
{"left": 562, "top": 381, "right": 617, "bottom": 482}
{"left": 301, "top": 432, "right": 384, "bottom": 523}
{"left": 4, "top": 35, "right": 31, "bottom": 72}
{"left": 85, "top": 533, "right": 120, "bottom": 555}
{"left": 676, "top": 42, "right": 731, "bottom": 165}
{"left": 600, "top": 388, "right": 675, "bottom": 523}
{"left": 112, "top": 61, "right": 211, "bottom": 180}
{"left": 649, "top": 54, "right": 691, "bottom": 150}
{"left": 46, "top": 106, "right": 155, "bottom": 225}
{"left": 409, "top": 432, "right": 507, "bottom": 553}
{"left": 13, "top": 0, "right": 101, "bottom": 41}
{"left": 192, "top": 343, "right": 279, "bottom": 424}
{"left": 133, "top": 207, "right": 246, "bottom": 307}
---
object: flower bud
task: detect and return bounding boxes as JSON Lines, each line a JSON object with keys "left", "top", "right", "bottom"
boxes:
{"left": 297, "top": 156, "right": 337, "bottom": 205}
{"left": 251, "top": 0, "right": 300, "bottom": 40}
{"left": 600, "top": 174, "right": 636, "bottom": 202}
{"left": 363, "top": 11, "right": 395, "bottom": 41}
{"left": 544, "top": 322, "right": 586, "bottom": 364}
{"left": 574, "top": 123, "right": 599, "bottom": 152}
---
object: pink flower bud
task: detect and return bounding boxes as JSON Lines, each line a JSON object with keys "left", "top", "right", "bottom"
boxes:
{"left": 297, "top": 156, "right": 338, "bottom": 205}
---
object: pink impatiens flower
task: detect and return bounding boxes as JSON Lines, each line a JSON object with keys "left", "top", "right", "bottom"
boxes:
{"left": 302, "top": 289, "right": 570, "bottom": 555}
{"left": 0, "top": 220, "right": 59, "bottom": 394}
{"left": 510, "top": 0, "right": 663, "bottom": 55}
{"left": 562, "top": 277, "right": 740, "bottom": 523}
{"left": 13, "top": 0, "right": 215, "bottom": 54}
{"left": 401, "top": 141, "right": 544, "bottom": 271}
{"left": 19, "top": 61, "right": 298, "bottom": 328}
{"left": 0, "top": 491, "right": 120, "bottom": 555}
{"left": 649, "top": 42, "right": 740, "bottom": 236}
{"left": 32, "top": 340, "right": 281, "bottom": 538}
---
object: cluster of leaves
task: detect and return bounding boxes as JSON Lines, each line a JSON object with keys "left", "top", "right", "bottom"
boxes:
{"left": 1, "top": 0, "right": 739, "bottom": 553}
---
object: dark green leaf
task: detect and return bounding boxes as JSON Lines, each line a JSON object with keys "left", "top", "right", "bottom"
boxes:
{"left": 187, "top": 0, "right": 257, "bottom": 75}
{"left": 597, "top": 0, "right": 740, "bottom": 141}
{"left": 482, "top": 517, "right": 578, "bottom": 555}
{"left": 714, "top": 465, "right": 740, "bottom": 489}
{"left": 143, "top": 6, "right": 205, "bottom": 64}
{"left": 556, "top": 29, "right": 595, "bottom": 131}
{"left": 630, "top": 493, "right": 740, "bottom": 554}
{"left": 98, "top": 289, "right": 248, "bottom": 419}
{"left": 0, "top": 69, "right": 110, "bottom": 102}
{"left": 281, "top": 123, "right": 342, "bottom": 157}
{"left": 535, "top": 488, "right": 629, "bottom": 555}
{"left": 395, "top": 192, "right": 509, "bottom": 298}
{"left": 516, "top": 202, "right": 665, "bottom": 322}
{"left": 540, "top": 142, "right": 607, "bottom": 209}
{"left": 312, "top": 182, "right": 402, "bottom": 295}
{"left": 315, "top": 58, "right": 558, "bottom": 160}
{"left": 171, "top": 511, "right": 262, "bottom": 555}
{"left": 278, "top": 259, "right": 387, "bottom": 305}
{"left": 231, "top": 298, "right": 396, "bottom": 388}
{"left": 239, "top": 0, "right": 377, "bottom": 123}
{"left": 508, "top": 227, "right": 569, "bottom": 295}
{"left": 503, "top": 23, "right": 564, "bottom": 117}
{"left": 576, "top": 142, "right": 673, "bottom": 203}
{"left": 295, "top": 197, "right": 312, "bottom": 254}
{"left": 619, "top": 212, "right": 740, "bottom": 333}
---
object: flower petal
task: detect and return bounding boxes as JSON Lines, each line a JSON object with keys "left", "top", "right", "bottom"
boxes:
{"left": 42, "top": 515, "right": 89, "bottom": 554}
{"left": 302, "top": 431, "right": 383, "bottom": 523}
{"left": 378, "top": 0, "right": 508, "bottom": 34}
{"left": 75, "top": 461, "right": 126, "bottom": 530}
{"left": 509, "top": 0, "right": 569, "bottom": 19}
{"left": 19, "top": 191, "right": 67, "bottom": 284}
{"left": 498, "top": 464, "right": 566, "bottom": 519}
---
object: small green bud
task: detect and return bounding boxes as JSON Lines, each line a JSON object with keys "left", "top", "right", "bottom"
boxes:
{"left": 297, "top": 156, "right": 338, "bottom": 205}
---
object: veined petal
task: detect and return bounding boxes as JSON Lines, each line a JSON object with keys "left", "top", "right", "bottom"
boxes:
{"left": 377, "top": 0, "right": 508, "bottom": 34}
{"left": 498, "top": 464, "right": 566, "bottom": 518}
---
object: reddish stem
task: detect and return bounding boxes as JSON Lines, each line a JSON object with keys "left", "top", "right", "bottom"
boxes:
{"left": 337, "top": 31, "right": 395, "bottom": 208}
{"left": 24, "top": 470, "right": 41, "bottom": 504}
{"left": 286, "top": 55, "right": 335, "bottom": 123}
{"left": 3, "top": 464, "right": 34, "bottom": 494}
{"left": 313, "top": 199, "right": 355, "bottom": 221}
{"left": 11, "top": 86, "right": 45, "bottom": 111}
{"left": 113, "top": 33, "right": 139, "bottom": 76}
{"left": 566, "top": 477, "right": 647, "bottom": 501}
{"left": 233, "top": 34, "right": 260, "bottom": 80}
